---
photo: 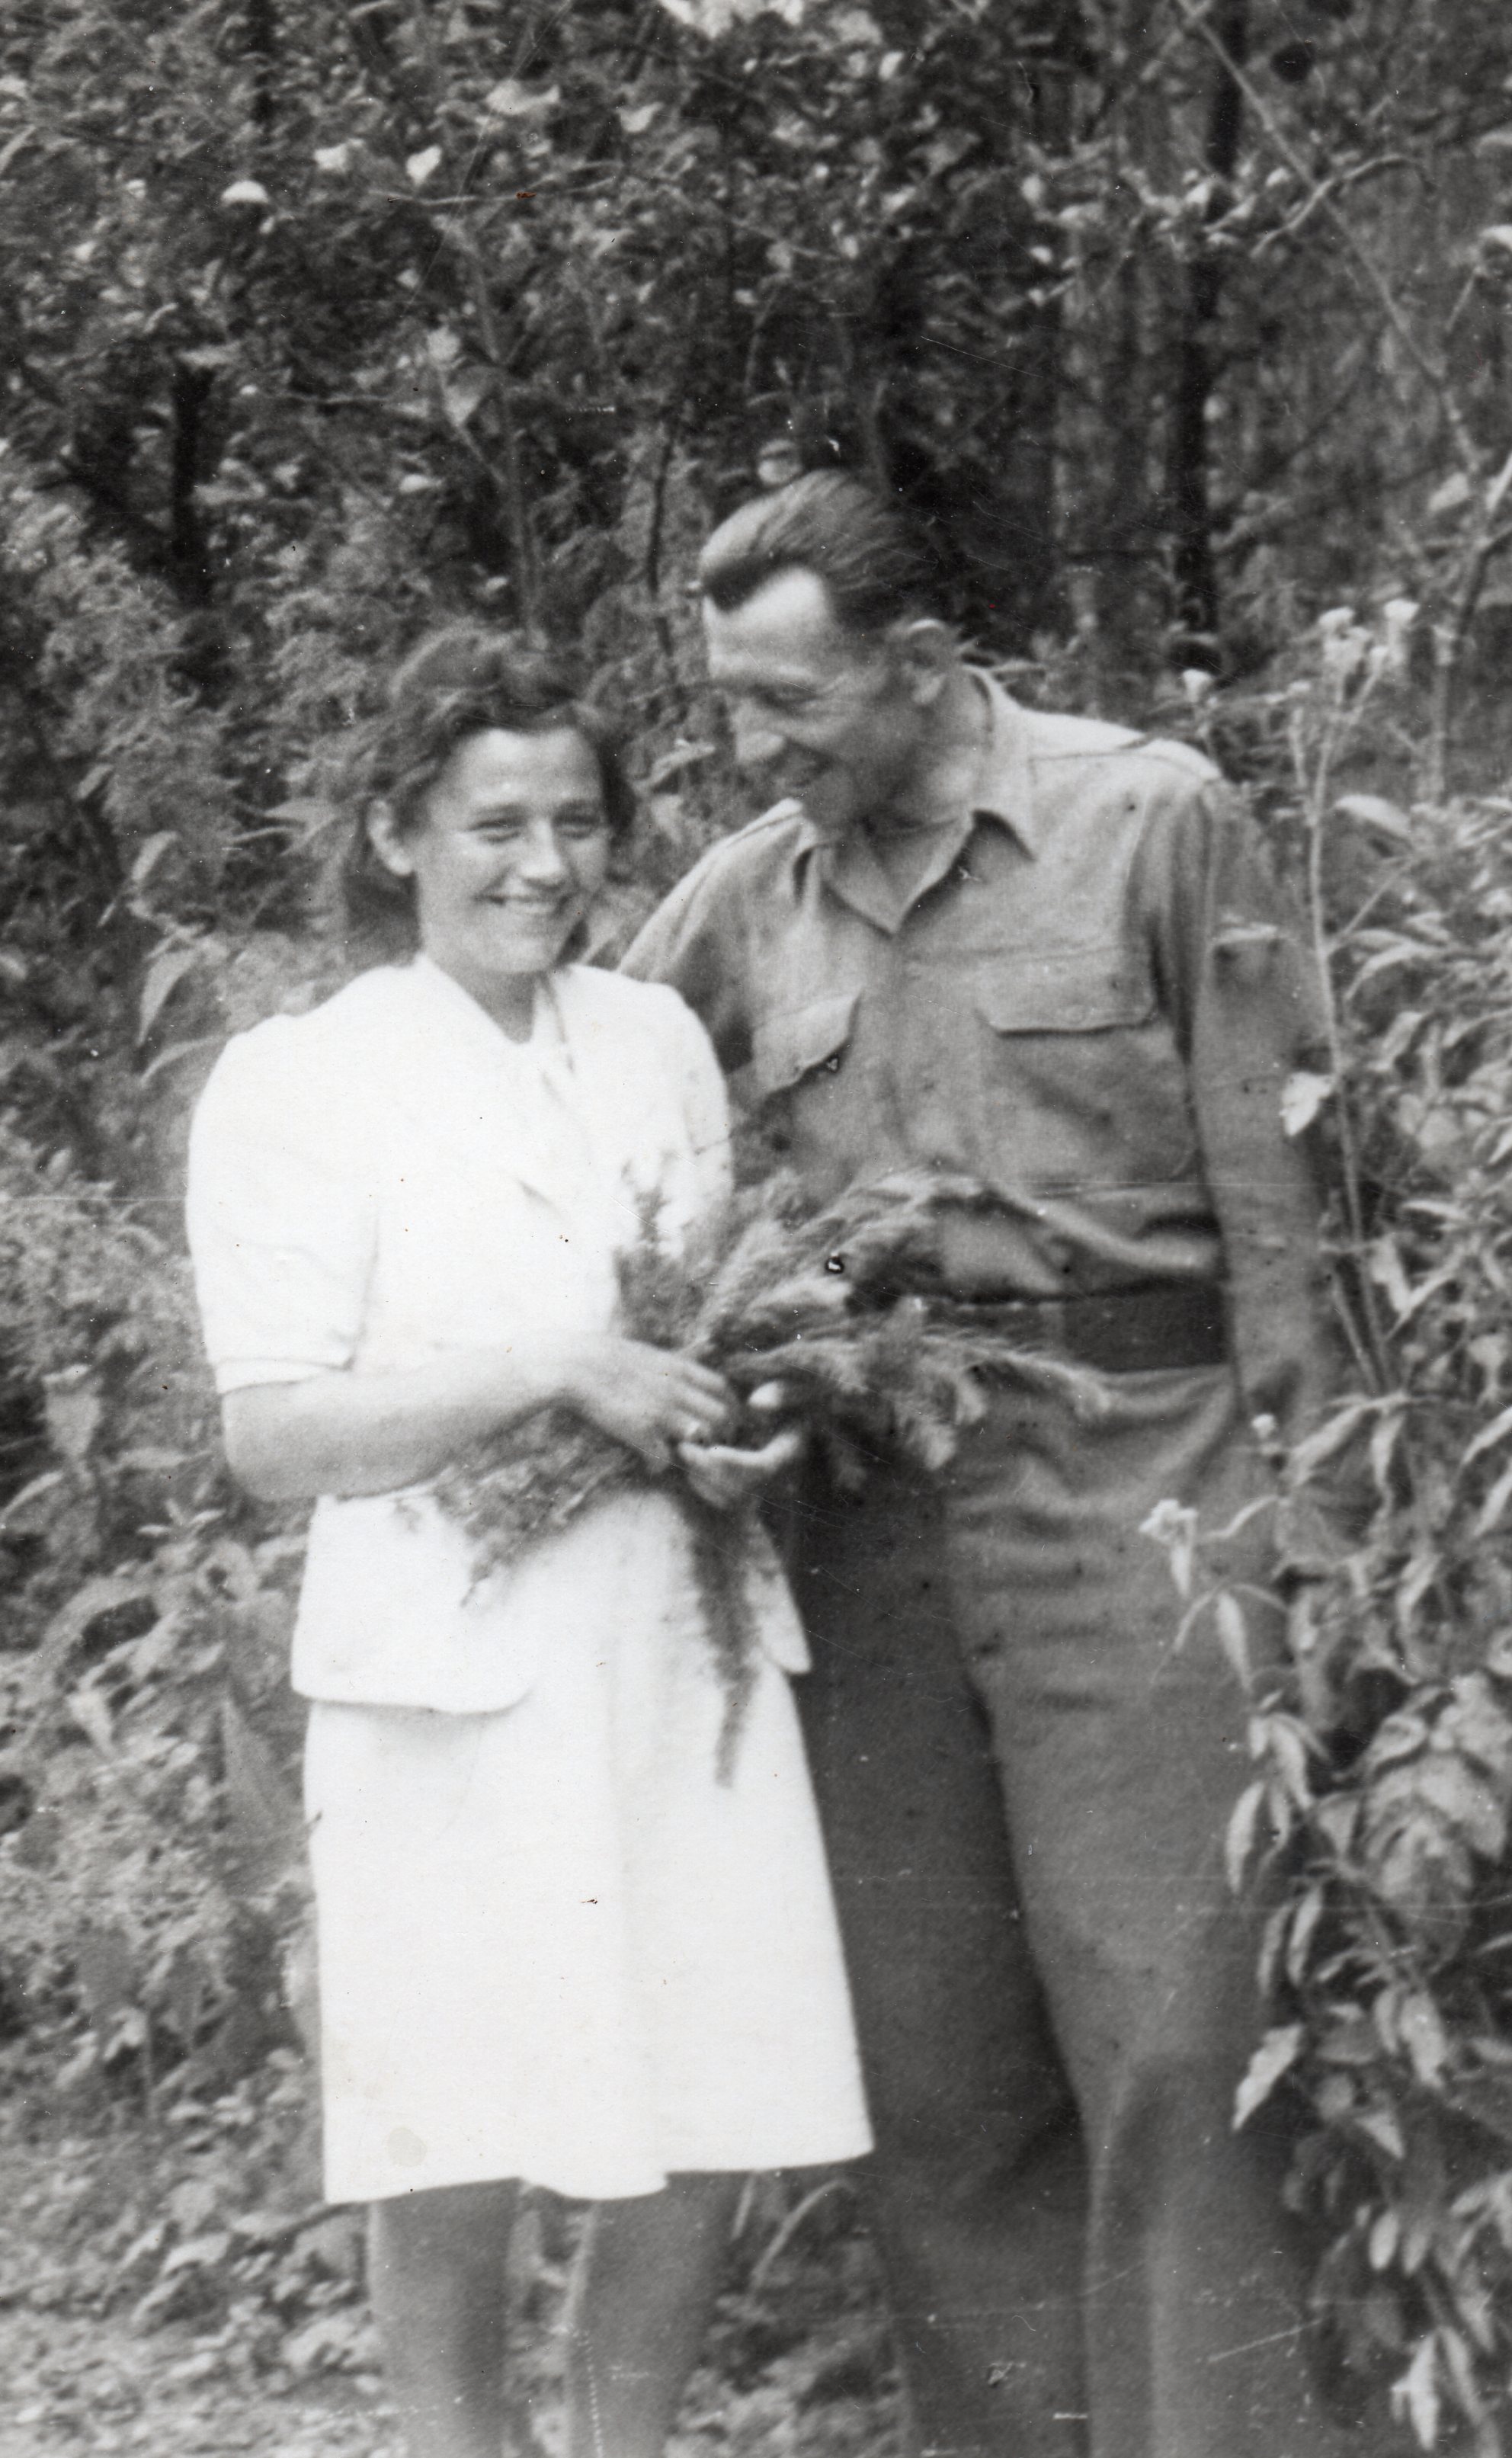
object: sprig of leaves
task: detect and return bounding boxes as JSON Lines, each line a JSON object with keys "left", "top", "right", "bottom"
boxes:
{"left": 435, "top": 1170, "right": 1106, "bottom": 1772}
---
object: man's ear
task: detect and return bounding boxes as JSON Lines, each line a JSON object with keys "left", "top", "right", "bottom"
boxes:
{"left": 884, "top": 617, "right": 958, "bottom": 707}
{"left": 367, "top": 801, "right": 416, "bottom": 880}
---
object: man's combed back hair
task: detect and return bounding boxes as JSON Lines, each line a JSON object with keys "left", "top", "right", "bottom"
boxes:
{"left": 698, "top": 472, "right": 951, "bottom": 636}
{"left": 335, "top": 623, "right": 633, "bottom": 959}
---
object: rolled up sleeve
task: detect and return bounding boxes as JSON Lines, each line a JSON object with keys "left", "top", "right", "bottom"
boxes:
{"left": 185, "top": 1021, "right": 376, "bottom": 1395}
{"left": 1140, "top": 780, "right": 1337, "bottom": 1433}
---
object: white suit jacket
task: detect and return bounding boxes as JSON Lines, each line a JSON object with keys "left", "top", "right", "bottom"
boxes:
{"left": 187, "top": 955, "right": 807, "bottom": 1710}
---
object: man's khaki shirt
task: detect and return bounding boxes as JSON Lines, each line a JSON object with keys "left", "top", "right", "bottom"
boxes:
{"left": 623, "top": 675, "right": 1332, "bottom": 1431}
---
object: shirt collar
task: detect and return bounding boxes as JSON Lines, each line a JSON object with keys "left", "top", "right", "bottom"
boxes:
{"left": 966, "top": 669, "right": 1045, "bottom": 857}
{"left": 786, "top": 667, "right": 1044, "bottom": 870}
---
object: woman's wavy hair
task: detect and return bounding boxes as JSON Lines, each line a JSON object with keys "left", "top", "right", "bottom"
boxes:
{"left": 335, "top": 625, "right": 635, "bottom": 962}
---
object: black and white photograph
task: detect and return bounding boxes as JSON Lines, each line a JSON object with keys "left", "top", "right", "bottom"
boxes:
{"left": 0, "top": 5, "right": 1506, "bottom": 2456}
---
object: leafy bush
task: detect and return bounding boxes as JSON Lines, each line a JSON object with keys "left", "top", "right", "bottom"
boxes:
{"left": 1148, "top": 611, "right": 1512, "bottom": 2455}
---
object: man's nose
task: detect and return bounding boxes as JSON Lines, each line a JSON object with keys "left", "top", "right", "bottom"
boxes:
{"left": 729, "top": 702, "right": 787, "bottom": 773}
{"left": 517, "top": 819, "right": 571, "bottom": 883}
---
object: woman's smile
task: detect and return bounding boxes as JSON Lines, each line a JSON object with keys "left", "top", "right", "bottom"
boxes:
{"left": 369, "top": 725, "right": 612, "bottom": 1027}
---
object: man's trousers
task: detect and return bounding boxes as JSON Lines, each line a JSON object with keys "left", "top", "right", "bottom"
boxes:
{"left": 790, "top": 1360, "right": 1358, "bottom": 2458}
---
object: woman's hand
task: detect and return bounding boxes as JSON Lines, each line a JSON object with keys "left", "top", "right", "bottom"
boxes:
{"left": 561, "top": 1336, "right": 734, "bottom": 1473}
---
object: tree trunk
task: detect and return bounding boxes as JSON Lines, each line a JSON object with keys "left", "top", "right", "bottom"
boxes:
{"left": 169, "top": 362, "right": 215, "bottom": 609}
{"left": 1166, "top": 0, "right": 1248, "bottom": 665}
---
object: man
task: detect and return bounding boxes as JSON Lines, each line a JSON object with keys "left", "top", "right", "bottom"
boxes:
{"left": 624, "top": 472, "right": 1350, "bottom": 2458}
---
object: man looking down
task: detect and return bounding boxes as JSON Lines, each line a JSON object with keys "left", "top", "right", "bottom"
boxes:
{"left": 625, "top": 472, "right": 1353, "bottom": 2458}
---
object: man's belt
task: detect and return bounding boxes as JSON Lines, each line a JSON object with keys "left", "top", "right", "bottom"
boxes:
{"left": 944, "top": 1282, "right": 1228, "bottom": 1376}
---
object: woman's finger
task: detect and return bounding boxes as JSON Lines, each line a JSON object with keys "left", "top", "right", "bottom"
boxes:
{"left": 669, "top": 1354, "right": 732, "bottom": 1402}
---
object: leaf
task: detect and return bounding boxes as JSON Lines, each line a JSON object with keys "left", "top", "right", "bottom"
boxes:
{"left": 127, "top": 831, "right": 178, "bottom": 896}
{"left": 1396, "top": 1992, "right": 1450, "bottom": 2087}
{"left": 40, "top": 1572, "right": 154, "bottom": 1670}
{"left": 1355, "top": 2104, "right": 1406, "bottom": 2161}
{"left": 482, "top": 77, "right": 561, "bottom": 118}
{"left": 1367, "top": 1238, "right": 1414, "bottom": 1320}
{"left": 1215, "top": 1591, "right": 1251, "bottom": 1686}
{"left": 219, "top": 177, "right": 270, "bottom": 207}
{"left": 42, "top": 1373, "right": 101, "bottom": 1464}
{"left": 1412, "top": 1758, "right": 1507, "bottom": 1860}
{"left": 1462, "top": 1401, "right": 1512, "bottom": 1468}
{"left": 137, "top": 944, "right": 203, "bottom": 1043}
{"left": 219, "top": 1694, "right": 301, "bottom": 1899}
{"left": 139, "top": 1035, "right": 220, "bottom": 1085}
{"left": 1475, "top": 1457, "right": 1512, "bottom": 1539}
{"left": 68, "top": 1684, "right": 115, "bottom": 1754}
{"left": 405, "top": 146, "right": 443, "bottom": 187}
{"left": 1234, "top": 2022, "right": 1303, "bottom": 2129}
{"left": 1286, "top": 1882, "right": 1326, "bottom": 1987}
{"left": 1225, "top": 1779, "right": 1267, "bottom": 1892}
{"left": 268, "top": 796, "right": 338, "bottom": 833}
{"left": 1427, "top": 470, "right": 1472, "bottom": 518}
{"left": 1335, "top": 793, "right": 1412, "bottom": 844}
{"left": 161, "top": 2231, "right": 232, "bottom": 2277}
{"left": 440, "top": 368, "right": 489, "bottom": 428}
{"left": 1280, "top": 1070, "right": 1334, "bottom": 1136}
{"left": 1395, "top": 2334, "right": 1440, "bottom": 2450}
{"left": 1289, "top": 1397, "right": 1376, "bottom": 1479}
{"left": 0, "top": 1469, "right": 67, "bottom": 1536}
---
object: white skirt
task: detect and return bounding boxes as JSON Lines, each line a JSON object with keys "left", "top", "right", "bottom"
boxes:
{"left": 304, "top": 1512, "right": 872, "bottom": 2205}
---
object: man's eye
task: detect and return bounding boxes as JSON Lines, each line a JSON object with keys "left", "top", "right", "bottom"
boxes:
{"left": 557, "top": 812, "right": 607, "bottom": 837}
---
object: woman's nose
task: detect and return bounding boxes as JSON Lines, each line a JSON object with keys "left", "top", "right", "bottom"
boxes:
{"left": 515, "top": 819, "right": 572, "bottom": 883}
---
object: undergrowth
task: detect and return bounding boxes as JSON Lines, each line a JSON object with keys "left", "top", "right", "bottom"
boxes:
{"left": 1149, "top": 609, "right": 1512, "bottom": 2454}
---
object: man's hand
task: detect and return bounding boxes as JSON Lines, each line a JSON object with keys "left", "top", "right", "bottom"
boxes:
{"left": 676, "top": 1422, "right": 806, "bottom": 1511}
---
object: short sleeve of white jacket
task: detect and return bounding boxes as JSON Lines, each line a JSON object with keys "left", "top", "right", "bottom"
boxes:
{"left": 186, "top": 1014, "right": 376, "bottom": 1393}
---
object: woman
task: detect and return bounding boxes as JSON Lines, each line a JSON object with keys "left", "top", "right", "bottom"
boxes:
{"left": 185, "top": 628, "right": 870, "bottom": 2458}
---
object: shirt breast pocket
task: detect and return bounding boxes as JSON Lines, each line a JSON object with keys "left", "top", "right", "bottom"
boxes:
{"left": 974, "top": 950, "right": 1197, "bottom": 1192}
{"left": 739, "top": 991, "right": 864, "bottom": 1182}
{"left": 748, "top": 991, "right": 860, "bottom": 1104}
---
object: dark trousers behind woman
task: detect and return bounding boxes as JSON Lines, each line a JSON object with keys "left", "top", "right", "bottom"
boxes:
{"left": 789, "top": 1365, "right": 1381, "bottom": 2458}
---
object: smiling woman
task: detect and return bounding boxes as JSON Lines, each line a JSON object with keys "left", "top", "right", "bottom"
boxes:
{"left": 338, "top": 629, "right": 635, "bottom": 1004}
{"left": 367, "top": 724, "right": 612, "bottom": 1036}
{"left": 182, "top": 625, "right": 870, "bottom": 2458}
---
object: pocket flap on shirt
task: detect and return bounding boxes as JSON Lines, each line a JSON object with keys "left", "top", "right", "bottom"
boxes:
{"left": 977, "top": 948, "right": 1155, "bottom": 1034}
{"left": 750, "top": 991, "right": 860, "bottom": 1098}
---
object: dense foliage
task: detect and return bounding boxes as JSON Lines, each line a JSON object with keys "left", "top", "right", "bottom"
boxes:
{"left": 1139, "top": 617, "right": 1512, "bottom": 2453}
{"left": 5, "top": 0, "right": 1512, "bottom": 2441}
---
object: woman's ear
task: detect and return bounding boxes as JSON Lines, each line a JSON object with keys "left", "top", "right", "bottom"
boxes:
{"left": 366, "top": 800, "right": 415, "bottom": 880}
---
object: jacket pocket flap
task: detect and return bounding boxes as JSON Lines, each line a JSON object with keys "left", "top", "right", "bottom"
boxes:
{"left": 751, "top": 991, "right": 859, "bottom": 1096}
{"left": 977, "top": 949, "right": 1155, "bottom": 1034}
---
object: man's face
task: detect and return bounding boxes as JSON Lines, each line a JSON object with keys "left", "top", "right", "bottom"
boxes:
{"left": 703, "top": 566, "right": 927, "bottom": 834}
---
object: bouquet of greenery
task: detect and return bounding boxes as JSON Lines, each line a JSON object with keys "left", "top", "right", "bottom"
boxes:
{"left": 435, "top": 1171, "right": 1104, "bottom": 1772}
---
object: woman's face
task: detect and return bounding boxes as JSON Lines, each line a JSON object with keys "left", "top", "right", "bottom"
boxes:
{"left": 370, "top": 726, "right": 613, "bottom": 1010}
